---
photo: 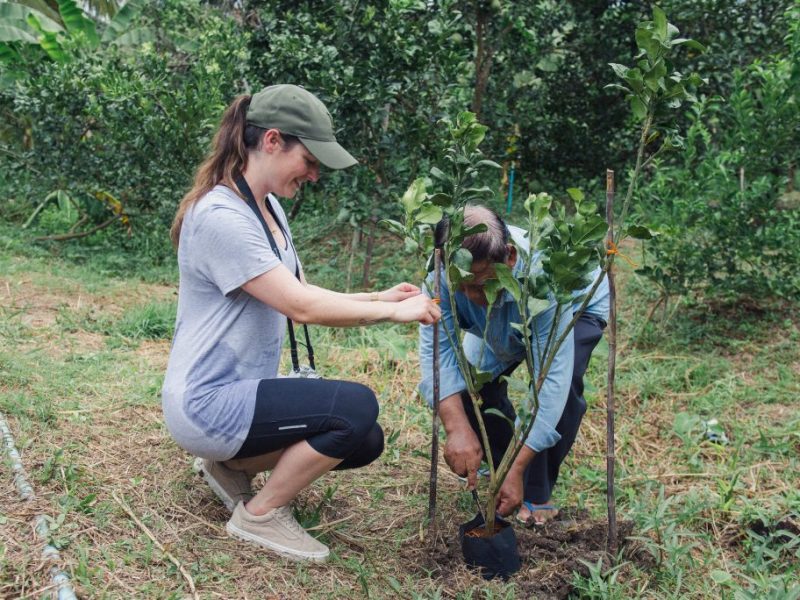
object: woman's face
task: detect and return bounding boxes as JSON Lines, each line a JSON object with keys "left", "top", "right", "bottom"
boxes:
{"left": 263, "top": 133, "right": 321, "bottom": 198}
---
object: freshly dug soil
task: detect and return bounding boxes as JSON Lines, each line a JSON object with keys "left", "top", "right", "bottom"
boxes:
{"left": 415, "top": 509, "right": 653, "bottom": 599}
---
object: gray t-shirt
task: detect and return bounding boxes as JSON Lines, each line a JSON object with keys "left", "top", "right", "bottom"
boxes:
{"left": 162, "top": 185, "right": 298, "bottom": 460}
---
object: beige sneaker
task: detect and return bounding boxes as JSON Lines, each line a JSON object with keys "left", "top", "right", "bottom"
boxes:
{"left": 193, "top": 457, "right": 253, "bottom": 511}
{"left": 226, "top": 502, "right": 330, "bottom": 562}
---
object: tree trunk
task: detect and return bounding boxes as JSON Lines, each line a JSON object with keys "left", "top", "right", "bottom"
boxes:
{"left": 362, "top": 216, "right": 378, "bottom": 288}
{"left": 471, "top": 6, "right": 491, "bottom": 119}
{"left": 345, "top": 227, "right": 361, "bottom": 293}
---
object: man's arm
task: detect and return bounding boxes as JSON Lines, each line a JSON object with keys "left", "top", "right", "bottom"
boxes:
{"left": 438, "top": 394, "right": 483, "bottom": 490}
{"left": 496, "top": 303, "right": 573, "bottom": 517}
{"left": 419, "top": 271, "right": 485, "bottom": 488}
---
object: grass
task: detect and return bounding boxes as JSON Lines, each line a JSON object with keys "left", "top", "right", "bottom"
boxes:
{"left": 1, "top": 225, "right": 799, "bottom": 598}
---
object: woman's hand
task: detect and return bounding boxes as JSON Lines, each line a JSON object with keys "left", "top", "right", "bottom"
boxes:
{"left": 391, "top": 294, "right": 441, "bottom": 325}
{"left": 378, "top": 282, "right": 421, "bottom": 303}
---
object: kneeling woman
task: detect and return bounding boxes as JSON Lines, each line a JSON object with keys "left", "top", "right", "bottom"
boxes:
{"left": 162, "top": 85, "right": 440, "bottom": 562}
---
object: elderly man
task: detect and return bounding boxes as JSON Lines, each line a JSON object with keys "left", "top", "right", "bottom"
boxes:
{"left": 419, "top": 204, "right": 607, "bottom": 522}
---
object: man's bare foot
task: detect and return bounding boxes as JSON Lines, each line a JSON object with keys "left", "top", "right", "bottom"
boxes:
{"left": 516, "top": 501, "right": 559, "bottom": 525}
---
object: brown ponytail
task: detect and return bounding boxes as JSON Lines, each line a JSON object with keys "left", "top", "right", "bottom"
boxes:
{"left": 170, "top": 95, "right": 256, "bottom": 247}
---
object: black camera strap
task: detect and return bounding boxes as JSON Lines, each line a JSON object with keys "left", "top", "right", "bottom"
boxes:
{"left": 235, "top": 174, "right": 315, "bottom": 372}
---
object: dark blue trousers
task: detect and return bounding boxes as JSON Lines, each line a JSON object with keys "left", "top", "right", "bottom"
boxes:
{"left": 523, "top": 313, "right": 605, "bottom": 503}
{"left": 458, "top": 313, "right": 605, "bottom": 503}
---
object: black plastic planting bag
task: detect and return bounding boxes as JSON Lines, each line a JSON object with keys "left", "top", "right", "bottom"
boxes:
{"left": 458, "top": 512, "right": 521, "bottom": 580}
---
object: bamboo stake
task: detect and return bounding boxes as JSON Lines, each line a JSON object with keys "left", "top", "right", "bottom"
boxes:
{"left": 605, "top": 169, "right": 618, "bottom": 555}
{"left": 428, "top": 245, "right": 443, "bottom": 543}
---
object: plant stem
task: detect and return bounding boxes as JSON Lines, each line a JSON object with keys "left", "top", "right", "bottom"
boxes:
{"left": 615, "top": 111, "right": 653, "bottom": 245}
{"left": 605, "top": 169, "right": 618, "bottom": 555}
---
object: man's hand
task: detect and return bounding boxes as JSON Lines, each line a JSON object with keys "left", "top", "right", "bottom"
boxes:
{"left": 443, "top": 427, "right": 483, "bottom": 490}
{"left": 496, "top": 470, "right": 524, "bottom": 517}
{"left": 496, "top": 445, "right": 536, "bottom": 517}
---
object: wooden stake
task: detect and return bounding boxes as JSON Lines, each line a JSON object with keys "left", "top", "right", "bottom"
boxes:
{"left": 428, "top": 247, "right": 442, "bottom": 543}
{"left": 605, "top": 169, "right": 618, "bottom": 555}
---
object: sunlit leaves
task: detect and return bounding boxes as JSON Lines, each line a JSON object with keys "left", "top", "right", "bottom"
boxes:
{"left": 608, "top": 6, "right": 705, "bottom": 124}
{"left": 401, "top": 177, "right": 427, "bottom": 214}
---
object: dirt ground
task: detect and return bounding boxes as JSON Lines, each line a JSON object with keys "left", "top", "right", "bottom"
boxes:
{"left": 408, "top": 510, "right": 646, "bottom": 599}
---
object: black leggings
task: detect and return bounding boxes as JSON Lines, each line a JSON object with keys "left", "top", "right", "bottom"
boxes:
{"left": 233, "top": 378, "right": 384, "bottom": 470}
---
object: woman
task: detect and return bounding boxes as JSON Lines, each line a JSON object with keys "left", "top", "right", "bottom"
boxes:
{"left": 163, "top": 84, "right": 440, "bottom": 562}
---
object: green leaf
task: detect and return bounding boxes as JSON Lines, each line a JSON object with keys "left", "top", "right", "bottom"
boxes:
{"left": 427, "top": 193, "right": 452, "bottom": 207}
{"left": 473, "top": 370, "right": 495, "bottom": 386}
{"left": 609, "top": 63, "right": 629, "bottom": 80}
{"left": 566, "top": 188, "right": 584, "bottom": 203}
{"left": 527, "top": 297, "right": 550, "bottom": 316}
{"left": 652, "top": 6, "right": 667, "bottom": 41}
{"left": 475, "top": 159, "right": 502, "bottom": 169}
{"left": 0, "top": 23, "right": 38, "bottom": 43}
{"left": 447, "top": 265, "right": 472, "bottom": 287}
{"left": 644, "top": 59, "right": 667, "bottom": 92}
{"left": 415, "top": 203, "right": 443, "bottom": 225}
{"left": 429, "top": 166, "right": 450, "bottom": 182}
{"left": 111, "top": 27, "right": 155, "bottom": 47}
{"left": 102, "top": 0, "right": 143, "bottom": 42}
{"left": 572, "top": 217, "right": 608, "bottom": 245}
{"left": 630, "top": 96, "right": 647, "bottom": 120}
{"left": 673, "top": 38, "right": 705, "bottom": 53}
{"left": 378, "top": 219, "right": 406, "bottom": 237}
{"left": 484, "top": 408, "right": 514, "bottom": 428}
{"left": 401, "top": 178, "right": 426, "bottom": 214}
{"left": 524, "top": 193, "right": 552, "bottom": 222}
{"left": 626, "top": 225, "right": 658, "bottom": 240}
{"left": 463, "top": 186, "right": 495, "bottom": 197}
{"left": 635, "top": 27, "right": 659, "bottom": 59}
{"left": 56, "top": 0, "right": 98, "bottom": 47}
{"left": 483, "top": 279, "right": 501, "bottom": 306}
{"left": 452, "top": 248, "right": 473, "bottom": 272}
{"left": 493, "top": 263, "right": 520, "bottom": 302}
{"left": 462, "top": 223, "right": 488, "bottom": 237}
{"left": 625, "top": 67, "right": 645, "bottom": 94}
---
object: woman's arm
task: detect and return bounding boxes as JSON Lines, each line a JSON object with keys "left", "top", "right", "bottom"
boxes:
{"left": 306, "top": 282, "right": 421, "bottom": 303}
{"left": 243, "top": 265, "right": 439, "bottom": 326}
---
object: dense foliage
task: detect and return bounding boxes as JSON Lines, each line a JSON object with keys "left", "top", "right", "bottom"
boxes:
{"left": 636, "top": 2, "right": 800, "bottom": 301}
{"left": 0, "top": 0, "right": 797, "bottom": 303}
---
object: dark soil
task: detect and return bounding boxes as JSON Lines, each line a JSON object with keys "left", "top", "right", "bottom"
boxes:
{"left": 411, "top": 509, "right": 654, "bottom": 599}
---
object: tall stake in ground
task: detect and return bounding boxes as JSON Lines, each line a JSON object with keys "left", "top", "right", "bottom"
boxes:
{"left": 605, "top": 169, "right": 618, "bottom": 555}
{"left": 428, "top": 245, "right": 443, "bottom": 542}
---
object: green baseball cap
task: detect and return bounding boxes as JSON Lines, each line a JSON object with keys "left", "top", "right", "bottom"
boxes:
{"left": 246, "top": 84, "right": 357, "bottom": 170}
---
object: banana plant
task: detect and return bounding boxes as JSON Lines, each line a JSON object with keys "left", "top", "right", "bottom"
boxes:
{"left": 0, "top": 0, "right": 153, "bottom": 73}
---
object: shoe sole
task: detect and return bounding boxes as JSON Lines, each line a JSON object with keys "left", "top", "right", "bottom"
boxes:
{"left": 193, "top": 457, "right": 238, "bottom": 512}
{"left": 225, "top": 521, "right": 329, "bottom": 563}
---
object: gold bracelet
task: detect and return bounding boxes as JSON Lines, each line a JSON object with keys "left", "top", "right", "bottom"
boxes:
{"left": 370, "top": 291, "right": 380, "bottom": 302}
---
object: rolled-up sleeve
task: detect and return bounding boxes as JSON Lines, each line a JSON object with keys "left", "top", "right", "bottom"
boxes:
{"left": 524, "top": 303, "right": 574, "bottom": 452}
{"left": 419, "top": 272, "right": 468, "bottom": 406}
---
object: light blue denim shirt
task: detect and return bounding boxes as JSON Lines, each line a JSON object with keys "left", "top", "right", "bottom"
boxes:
{"left": 574, "top": 266, "right": 610, "bottom": 321}
{"left": 418, "top": 226, "right": 574, "bottom": 453}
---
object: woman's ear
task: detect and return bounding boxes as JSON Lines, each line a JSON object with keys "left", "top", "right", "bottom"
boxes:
{"left": 261, "top": 128, "right": 282, "bottom": 152}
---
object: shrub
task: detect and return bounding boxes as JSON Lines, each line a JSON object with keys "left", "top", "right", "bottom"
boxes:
{"left": 1, "top": 0, "right": 251, "bottom": 243}
{"left": 636, "top": 12, "right": 800, "bottom": 302}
